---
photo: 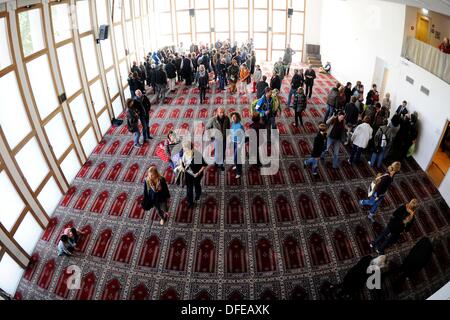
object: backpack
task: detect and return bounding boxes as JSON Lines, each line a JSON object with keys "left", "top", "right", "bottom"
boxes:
{"left": 376, "top": 128, "right": 387, "bottom": 152}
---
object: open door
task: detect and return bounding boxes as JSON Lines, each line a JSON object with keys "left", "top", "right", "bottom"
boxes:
{"left": 416, "top": 15, "right": 430, "bottom": 44}
{"left": 427, "top": 121, "right": 450, "bottom": 187}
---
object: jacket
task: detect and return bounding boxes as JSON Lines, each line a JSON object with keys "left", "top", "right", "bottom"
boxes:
{"left": 165, "top": 62, "right": 177, "bottom": 79}
{"left": 293, "top": 92, "right": 307, "bottom": 113}
{"left": 326, "top": 116, "right": 346, "bottom": 141}
{"left": 326, "top": 87, "right": 339, "bottom": 108}
{"left": 270, "top": 75, "right": 281, "bottom": 91}
{"left": 126, "top": 108, "right": 139, "bottom": 133}
{"left": 228, "top": 65, "right": 240, "bottom": 82}
{"left": 304, "top": 69, "right": 316, "bottom": 85}
{"left": 387, "top": 205, "right": 415, "bottom": 234}
{"left": 198, "top": 72, "right": 209, "bottom": 89}
{"left": 142, "top": 177, "right": 170, "bottom": 210}
{"left": 291, "top": 74, "right": 303, "bottom": 90}
{"left": 344, "top": 102, "right": 359, "bottom": 126}
{"left": 255, "top": 96, "right": 275, "bottom": 118}
{"left": 155, "top": 69, "right": 167, "bottom": 85}
{"left": 312, "top": 132, "right": 327, "bottom": 157}
{"left": 206, "top": 115, "right": 231, "bottom": 137}
{"left": 351, "top": 123, "right": 373, "bottom": 148}
{"left": 256, "top": 81, "right": 269, "bottom": 99}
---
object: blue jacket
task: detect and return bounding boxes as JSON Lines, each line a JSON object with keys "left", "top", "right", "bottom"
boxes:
{"left": 231, "top": 122, "right": 245, "bottom": 144}
{"left": 255, "top": 96, "right": 274, "bottom": 118}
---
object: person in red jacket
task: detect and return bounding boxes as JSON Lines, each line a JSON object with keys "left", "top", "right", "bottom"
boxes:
{"left": 439, "top": 37, "right": 450, "bottom": 54}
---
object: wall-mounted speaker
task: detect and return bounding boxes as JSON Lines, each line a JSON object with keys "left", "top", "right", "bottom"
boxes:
{"left": 189, "top": 8, "right": 195, "bottom": 17}
{"left": 99, "top": 25, "right": 109, "bottom": 40}
{"left": 288, "top": 8, "right": 294, "bottom": 17}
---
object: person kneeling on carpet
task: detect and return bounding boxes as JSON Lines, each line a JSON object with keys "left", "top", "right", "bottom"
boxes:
{"left": 57, "top": 235, "right": 74, "bottom": 257}
{"left": 319, "top": 61, "right": 331, "bottom": 74}
{"left": 142, "top": 166, "right": 171, "bottom": 226}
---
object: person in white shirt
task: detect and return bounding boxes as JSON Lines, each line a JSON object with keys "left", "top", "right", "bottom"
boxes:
{"left": 349, "top": 116, "right": 373, "bottom": 164}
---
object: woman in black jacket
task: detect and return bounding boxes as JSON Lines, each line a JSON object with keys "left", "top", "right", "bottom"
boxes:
{"left": 371, "top": 199, "right": 419, "bottom": 254}
{"left": 270, "top": 72, "right": 281, "bottom": 91}
{"left": 198, "top": 65, "right": 209, "bottom": 104}
{"left": 165, "top": 59, "right": 177, "bottom": 92}
{"left": 126, "top": 98, "right": 141, "bottom": 147}
{"left": 142, "top": 166, "right": 171, "bottom": 225}
{"left": 293, "top": 87, "right": 307, "bottom": 127}
{"left": 304, "top": 123, "right": 328, "bottom": 176}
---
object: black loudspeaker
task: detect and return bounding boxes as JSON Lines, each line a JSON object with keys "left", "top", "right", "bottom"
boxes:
{"left": 99, "top": 25, "right": 109, "bottom": 40}
{"left": 189, "top": 8, "right": 195, "bottom": 17}
{"left": 288, "top": 8, "right": 294, "bottom": 17}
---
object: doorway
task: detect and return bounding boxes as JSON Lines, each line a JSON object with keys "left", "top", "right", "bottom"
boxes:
{"left": 380, "top": 67, "right": 390, "bottom": 100}
{"left": 416, "top": 15, "right": 430, "bottom": 43}
{"left": 427, "top": 121, "right": 450, "bottom": 187}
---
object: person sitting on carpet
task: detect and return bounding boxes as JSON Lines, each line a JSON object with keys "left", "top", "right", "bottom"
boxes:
{"left": 319, "top": 61, "right": 331, "bottom": 74}
{"left": 57, "top": 235, "right": 74, "bottom": 257}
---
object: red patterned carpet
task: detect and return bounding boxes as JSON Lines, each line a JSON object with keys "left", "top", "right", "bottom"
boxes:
{"left": 16, "top": 64, "right": 450, "bottom": 300}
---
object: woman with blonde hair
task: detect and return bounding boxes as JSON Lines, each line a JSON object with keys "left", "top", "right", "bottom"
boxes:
{"left": 142, "top": 166, "right": 171, "bottom": 225}
{"left": 371, "top": 199, "right": 419, "bottom": 254}
{"left": 359, "top": 161, "right": 401, "bottom": 221}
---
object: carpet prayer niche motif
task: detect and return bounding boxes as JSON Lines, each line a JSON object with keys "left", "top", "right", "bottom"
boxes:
{"left": 16, "top": 63, "right": 450, "bottom": 300}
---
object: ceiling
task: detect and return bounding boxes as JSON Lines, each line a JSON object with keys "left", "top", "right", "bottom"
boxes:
{"left": 380, "top": 0, "right": 450, "bottom": 16}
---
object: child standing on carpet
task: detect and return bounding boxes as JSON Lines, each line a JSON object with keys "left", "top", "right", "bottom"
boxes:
{"left": 231, "top": 112, "right": 245, "bottom": 179}
{"left": 142, "top": 166, "right": 171, "bottom": 226}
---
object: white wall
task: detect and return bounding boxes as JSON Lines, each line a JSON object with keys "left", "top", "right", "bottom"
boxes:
{"left": 316, "top": 0, "right": 450, "bottom": 206}
{"left": 304, "top": 0, "right": 322, "bottom": 46}
{"left": 391, "top": 58, "right": 450, "bottom": 172}
{"left": 319, "top": 0, "right": 406, "bottom": 90}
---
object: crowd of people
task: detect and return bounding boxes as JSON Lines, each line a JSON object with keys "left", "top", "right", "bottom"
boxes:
{"left": 61, "top": 39, "right": 423, "bottom": 274}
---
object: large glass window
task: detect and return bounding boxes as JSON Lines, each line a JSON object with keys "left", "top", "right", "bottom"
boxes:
{"left": 69, "top": 93, "right": 90, "bottom": 133}
{"left": 0, "top": 72, "right": 32, "bottom": 149}
{"left": 44, "top": 112, "right": 72, "bottom": 160}
{"left": 98, "top": 110, "right": 111, "bottom": 136}
{"left": 60, "top": 149, "right": 81, "bottom": 184}
{"left": 90, "top": 80, "right": 106, "bottom": 113}
{"left": 196, "top": 10, "right": 210, "bottom": 33}
{"left": 0, "top": 253, "right": 24, "bottom": 296}
{"left": 26, "top": 55, "right": 59, "bottom": 120}
{"left": 176, "top": 0, "right": 189, "bottom": 10}
{"left": 13, "top": 213, "right": 42, "bottom": 255}
{"left": 76, "top": 0, "right": 92, "bottom": 33}
{"left": 0, "top": 171, "right": 25, "bottom": 231}
{"left": 37, "top": 177, "right": 62, "bottom": 216}
{"left": 57, "top": 43, "right": 81, "bottom": 97}
{"left": 114, "top": 25, "right": 126, "bottom": 59}
{"left": 51, "top": 3, "right": 72, "bottom": 43}
{"left": 101, "top": 38, "right": 114, "bottom": 69}
{"left": 80, "top": 35, "right": 100, "bottom": 81}
{"left": 0, "top": 17, "right": 12, "bottom": 69}
{"left": 96, "top": 0, "right": 108, "bottom": 26}
{"left": 18, "top": 9, "right": 45, "bottom": 57}
{"left": 80, "top": 127, "right": 98, "bottom": 156}
{"left": 106, "top": 68, "right": 119, "bottom": 97}
{"left": 15, "top": 137, "right": 49, "bottom": 192}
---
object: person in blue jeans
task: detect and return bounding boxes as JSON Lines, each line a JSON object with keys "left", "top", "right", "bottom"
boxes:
{"left": 287, "top": 69, "right": 304, "bottom": 107}
{"left": 359, "top": 161, "right": 401, "bottom": 221}
{"left": 304, "top": 123, "right": 328, "bottom": 176}
{"left": 230, "top": 112, "right": 245, "bottom": 179}
{"left": 324, "top": 83, "right": 340, "bottom": 122}
{"left": 322, "top": 111, "right": 346, "bottom": 169}
{"left": 370, "top": 199, "right": 418, "bottom": 254}
{"left": 126, "top": 98, "right": 141, "bottom": 147}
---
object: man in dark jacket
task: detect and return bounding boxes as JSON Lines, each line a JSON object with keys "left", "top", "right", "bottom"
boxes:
{"left": 227, "top": 59, "right": 240, "bottom": 94}
{"left": 165, "top": 59, "right": 177, "bottom": 92}
{"left": 205, "top": 107, "right": 230, "bottom": 171}
{"left": 256, "top": 75, "right": 269, "bottom": 99}
{"left": 324, "top": 83, "right": 340, "bottom": 122}
{"left": 155, "top": 65, "right": 167, "bottom": 103}
{"left": 395, "top": 100, "right": 409, "bottom": 119}
{"left": 304, "top": 123, "right": 327, "bottom": 176}
{"left": 128, "top": 72, "right": 145, "bottom": 99}
{"left": 270, "top": 72, "right": 281, "bottom": 91}
{"left": 134, "top": 90, "right": 152, "bottom": 140}
{"left": 293, "top": 87, "right": 307, "bottom": 127}
{"left": 174, "top": 53, "right": 182, "bottom": 82}
{"left": 287, "top": 69, "right": 303, "bottom": 108}
{"left": 344, "top": 96, "right": 360, "bottom": 145}
{"left": 304, "top": 65, "right": 316, "bottom": 99}
{"left": 366, "top": 84, "right": 379, "bottom": 107}
{"left": 370, "top": 199, "right": 418, "bottom": 254}
{"left": 126, "top": 98, "right": 141, "bottom": 147}
{"left": 217, "top": 58, "right": 228, "bottom": 91}
{"left": 344, "top": 82, "right": 353, "bottom": 104}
